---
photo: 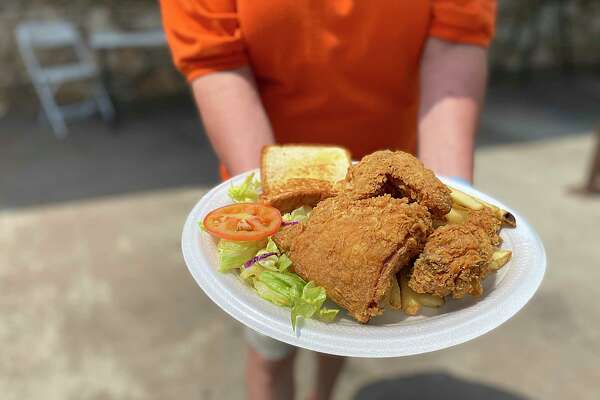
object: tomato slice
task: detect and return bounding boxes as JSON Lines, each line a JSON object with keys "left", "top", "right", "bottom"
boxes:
{"left": 203, "top": 203, "right": 282, "bottom": 241}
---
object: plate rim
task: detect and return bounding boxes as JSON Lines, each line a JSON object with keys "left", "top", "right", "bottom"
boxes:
{"left": 181, "top": 170, "right": 546, "bottom": 357}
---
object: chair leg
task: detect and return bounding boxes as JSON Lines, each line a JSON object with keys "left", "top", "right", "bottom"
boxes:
{"left": 35, "top": 82, "right": 68, "bottom": 138}
{"left": 93, "top": 82, "right": 116, "bottom": 126}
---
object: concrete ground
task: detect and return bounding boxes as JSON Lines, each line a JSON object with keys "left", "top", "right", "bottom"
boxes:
{"left": 1, "top": 76, "right": 599, "bottom": 399}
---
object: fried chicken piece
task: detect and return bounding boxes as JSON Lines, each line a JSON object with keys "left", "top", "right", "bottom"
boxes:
{"left": 408, "top": 209, "right": 503, "bottom": 299}
{"left": 341, "top": 150, "right": 452, "bottom": 217}
{"left": 260, "top": 178, "right": 335, "bottom": 213}
{"left": 273, "top": 195, "right": 433, "bottom": 323}
{"left": 272, "top": 223, "right": 302, "bottom": 252}
{"left": 463, "top": 207, "right": 503, "bottom": 247}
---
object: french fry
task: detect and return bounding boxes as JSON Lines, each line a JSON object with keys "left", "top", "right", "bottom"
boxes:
{"left": 388, "top": 275, "right": 402, "bottom": 309}
{"left": 488, "top": 249, "right": 512, "bottom": 271}
{"left": 449, "top": 189, "right": 483, "bottom": 211}
{"left": 380, "top": 281, "right": 392, "bottom": 307}
{"left": 445, "top": 207, "right": 469, "bottom": 224}
{"left": 399, "top": 271, "right": 421, "bottom": 316}
{"left": 416, "top": 292, "right": 445, "bottom": 308}
{"left": 447, "top": 186, "right": 516, "bottom": 227}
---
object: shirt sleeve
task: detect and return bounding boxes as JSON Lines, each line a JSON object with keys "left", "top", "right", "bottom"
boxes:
{"left": 159, "top": 0, "right": 248, "bottom": 82}
{"left": 429, "top": 0, "right": 497, "bottom": 47}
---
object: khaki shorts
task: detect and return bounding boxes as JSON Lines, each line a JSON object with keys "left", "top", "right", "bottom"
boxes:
{"left": 244, "top": 327, "right": 295, "bottom": 360}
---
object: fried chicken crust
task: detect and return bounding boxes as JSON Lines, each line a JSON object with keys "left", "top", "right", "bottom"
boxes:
{"left": 260, "top": 178, "right": 335, "bottom": 213}
{"left": 271, "top": 223, "right": 302, "bottom": 253}
{"left": 408, "top": 209, "right": 503, "bottom": 299}
{"left": 273, "top": 195, "right": 433, "bottom": 323}
{"left": 341, "top": 150, "right": 452, "bottom": 217}
{"left": 463, "top": 207, "right": 502, "bottom": 247}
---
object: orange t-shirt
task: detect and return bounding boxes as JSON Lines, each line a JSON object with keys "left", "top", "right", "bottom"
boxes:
{"left": 160, "top": 0, "right": 496, "bottom": 159}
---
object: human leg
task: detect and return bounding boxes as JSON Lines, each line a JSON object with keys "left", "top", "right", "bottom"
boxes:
{"left": 245, "top": 328, "right": 297, "bottom": 400}
{"left": 306, "top": 353, "right": 346, "bottom": 400}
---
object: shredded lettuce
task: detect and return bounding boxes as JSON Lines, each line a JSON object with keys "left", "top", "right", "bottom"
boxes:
{"left": 213, "top": 206, "right": 338, "bottom": 329}
{"left": 317, "top": 307, "right": 340, "bottom": 322}
{"left": 255, "top": 252, "right": 278, "bottom": 271}
{"left": 276, "top": 253, "right": 292, "bottom": 272}
{"left": 217, "top": 239, "right": 266, "bottom": 272}
{"left": 265, "top": 237, "right": 279, "bottom": 253}
{"left": 282, "top": 205, "right": 312, "bottom": 224}
{"left": 228, "top": 173, "right": 261, "bottom": 203}
{"left": 263, "top": 271, "right": 306, "bottom": 294}
{"left": 291, "top": 282, "right": 325, "bottom": 329}
{"left": 254, "top": 280, "right": 291, "bottom": 306}
{"left": 255, "top": 272, "right": 337, "bottom": 330}
{"left": 239, "top": 264, "right": 264, "bottom": 285}
{"left": 253, "top": 238, "right": 292, "bottom": 272}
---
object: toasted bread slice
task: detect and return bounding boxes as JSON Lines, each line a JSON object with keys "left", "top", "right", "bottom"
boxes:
{"left": 260, "top": 145, "right": 351, "bottom": 193}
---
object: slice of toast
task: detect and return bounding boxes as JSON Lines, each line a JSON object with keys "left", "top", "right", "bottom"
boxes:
{"left": 260, "top": 145, "right": 351, "bottom": 193}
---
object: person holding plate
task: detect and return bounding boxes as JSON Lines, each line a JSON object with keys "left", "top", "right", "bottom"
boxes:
{"left": 160, "top": 1, "right": 497, "bottom": 399}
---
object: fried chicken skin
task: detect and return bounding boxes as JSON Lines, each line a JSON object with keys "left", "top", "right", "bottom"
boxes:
{"left": 341, "top": 150, "right": 452, "bottom": 217}
{"left": 462, "top": 207, "right": 502, "bottom": 247}
{"left": 273, "top": 195, "right": 433, "bottom": 323}
{"left": 271, "top": 222, "right": 302, "bottom": 252}
{"left": 260, "top": 178, "right": 335, "bottom": 213}
{"left": 408, "top": 209, "right": 503, "bottom": 299}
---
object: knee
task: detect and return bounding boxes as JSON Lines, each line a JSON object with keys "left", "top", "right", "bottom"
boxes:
{"left": 247, "top": 345, "right": 297, "bottom": 379}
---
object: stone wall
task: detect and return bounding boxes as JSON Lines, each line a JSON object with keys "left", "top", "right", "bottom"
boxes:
{"left": 1, "top": 1, "right": 599, "bottom": 115}
{"left": 492, "top": 0, "right": 600, "bottom": 71}
{"left": 0, "top": 0, "right": 185, "bottom": 115}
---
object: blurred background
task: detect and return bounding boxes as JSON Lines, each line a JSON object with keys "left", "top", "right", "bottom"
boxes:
{"left": 1, "top": 1, "right": 599, "bottom": 399}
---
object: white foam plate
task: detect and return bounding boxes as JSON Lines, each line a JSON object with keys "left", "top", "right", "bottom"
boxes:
{"left": 182, "top": 170, "right": 546, "bottom": 357}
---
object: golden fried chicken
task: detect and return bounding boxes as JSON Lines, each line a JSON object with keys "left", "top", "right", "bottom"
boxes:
{"left": 462, "top": 207, "right": 502, "bottom": 247}
{"left": 260, "top": 178, "right": 335, "bottom": 213}
{"left": 341, "top": 150, "right": 452, "bottom": 217}
{"left": 273, "top": 195, "right": 433, "bottom": 323}
{"left": 271, "top": 221, "right": 302, "bottom": 251}
{"left": 408, "top": 209, "right": 503, "bottom": 299}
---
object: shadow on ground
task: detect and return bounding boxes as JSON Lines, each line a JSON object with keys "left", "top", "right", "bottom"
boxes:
{"left": 478, "top": 73, "right": 599, "bottom": 147}
{"left": 353, "top": 372, "right": 528, "bottom": 400}
{"left": 0, "top": 99, "right": 220, "bottom": 210}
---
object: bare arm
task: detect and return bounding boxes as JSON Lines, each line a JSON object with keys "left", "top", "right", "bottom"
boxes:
{"left": 418, "top": 38, "right": 488, "bottom": 183}
{"left": 191, "top": 66, "right": 275, "bottom": 176}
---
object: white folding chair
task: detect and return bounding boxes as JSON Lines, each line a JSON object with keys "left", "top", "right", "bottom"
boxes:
{"left": 16, "top": 20, "right": 115, "bottom": 138}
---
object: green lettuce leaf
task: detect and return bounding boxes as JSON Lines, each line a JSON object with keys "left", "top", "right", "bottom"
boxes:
{"left": 228, "top": 173, "right": 261, "bottom": 203}
{"left": 255, "top": 238, "right": 293, "bottom": 272}
{"left": 291, "top": 281, "right": 329, "bottom": 330}
{"left": 239, "top": 264, "right": 264, "bottom": 285}
{"left": 269, "top": 271, "right": 306, "bottom": 294}
{"left": 216, "top": 228, "right": 338, "bottom": 330}
{"left": 255, "top": 252, "right": 278, "bottom": 271}
{"left": 217, "top": 239, "right": 266, "bottom": 272}
{"left": 256, "top": 271, "right": 295, "bottom": 306}
{"left": 282, "top": 205, "right": 313, "bottom": 224}
{"left": 276, "top": 253, "right": 292, "bottom": 272}
{"left": 316, "top": 308, "right": 339, "bottom": 322}
{"left": 265, "top": 237, "right": 279, "bottom": 253}
{"left": 254, "top": 281, "right": 290, "bottom": 307}
{"left": 255, "top": 271, "right": 308, "bottom": 309}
